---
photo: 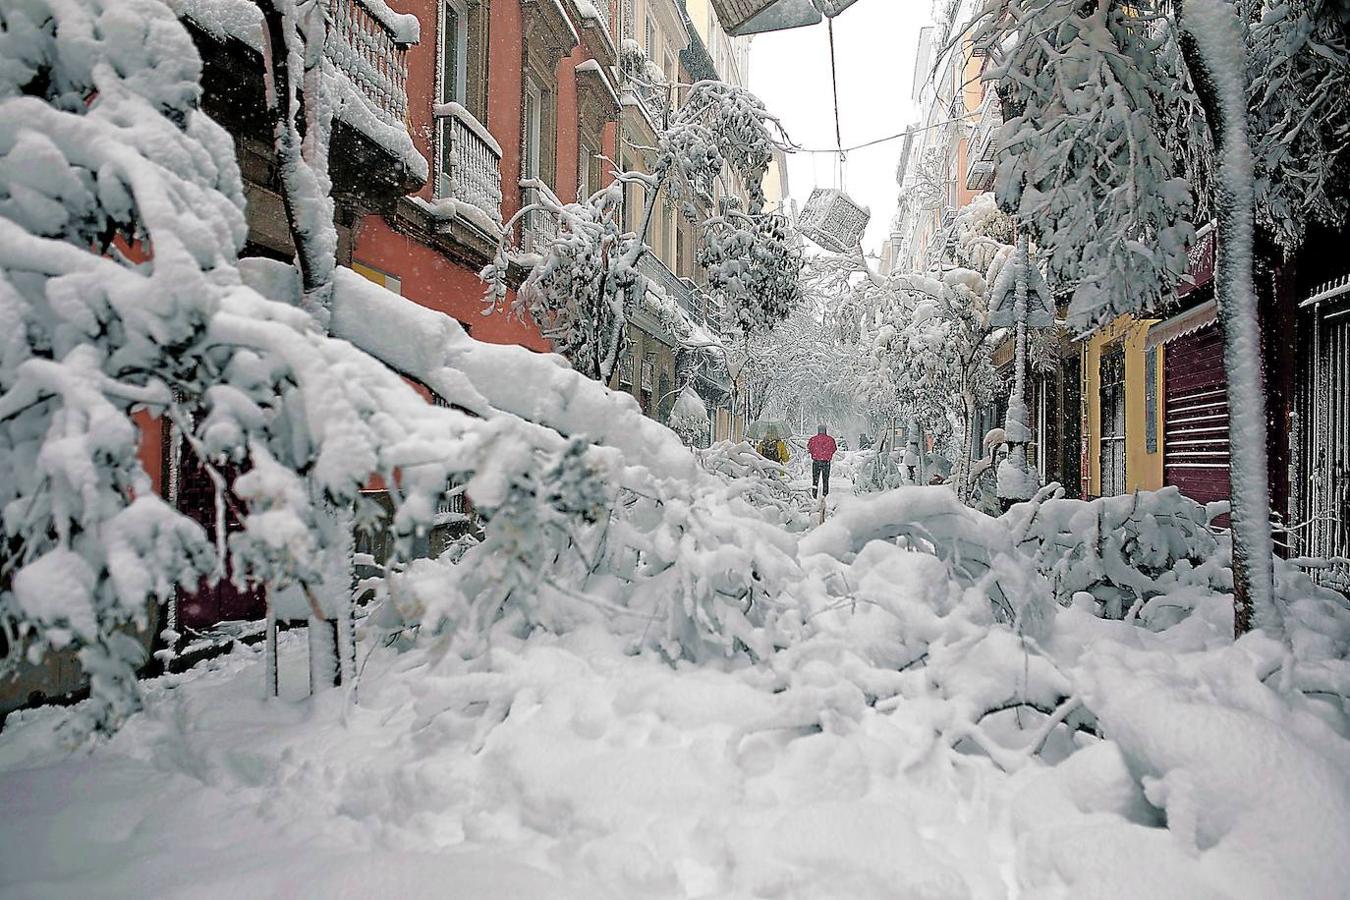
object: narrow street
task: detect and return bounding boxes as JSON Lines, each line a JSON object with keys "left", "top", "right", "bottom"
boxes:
{"left": 2, "top": 0, "right": 1349, "bottom": 897}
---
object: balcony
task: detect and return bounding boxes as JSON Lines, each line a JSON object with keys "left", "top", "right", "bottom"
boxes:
{"left": 325, "top": 0, "right": 413, "bottom": 128}
{"left": 964, "top": 98, "right": 1000, "bottom": 192}
{"left": 434, "top": 103, "right": 503, "bottom": 232}
{"left": 567, "top": 0, "right": 616, "bottom": 66}
{"left": 183, "top": 0, "right": 426, "bottom": 221}
{"left": 637, "top": 252, "right": 704, "bottom": 326}
{"left": 620, "top": 77, "right": 671, "bottom": 132}
{"left": 519, "top": 184, "right": 560, "bottom": 255}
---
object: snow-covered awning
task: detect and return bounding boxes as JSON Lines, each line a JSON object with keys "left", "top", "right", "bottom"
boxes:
{"left": 1146, "top": 299, "right": 1217, "bottom": 350}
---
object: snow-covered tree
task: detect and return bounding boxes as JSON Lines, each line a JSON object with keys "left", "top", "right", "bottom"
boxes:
{"left": 748, "top": 295, "right": 854, "bottom": 432}
{"left": 0, "top": 0, "right": 244, "bottom": 733}
{"left": 485, "top": 59, "right": 800, "bottom": 384}
{"left": 256, "top": 0, "right": 338, "bottom": 325}
{"left": 0, "top": 0, "right": 463, "bottom": 733}
{"left": 974, "top": 0, "right": 1350, "bottom": 634}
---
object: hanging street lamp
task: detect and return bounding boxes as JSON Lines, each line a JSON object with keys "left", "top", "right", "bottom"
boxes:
{"left": 713, "top": 0, "right": 864, "bottom": 37}
{"left": 798, "top": 188, "right": 870, "bottom": 253}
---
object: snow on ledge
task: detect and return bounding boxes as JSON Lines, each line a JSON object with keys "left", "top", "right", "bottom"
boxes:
{"left": 356, "top": 0, "right": 420, "bottom": 45}
{"left": 576, "top": 60, "right": 622, "bottom": 109}
{"left": 409, "top": 195, "right": 503, "bottom": 238}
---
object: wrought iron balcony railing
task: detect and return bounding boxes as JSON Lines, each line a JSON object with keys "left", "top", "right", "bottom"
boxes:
{"left": 964, "top": 96, "right": 1000, "bottom": 192}
{"left": 637, "top": 252, "right": 702, "bottom": 324}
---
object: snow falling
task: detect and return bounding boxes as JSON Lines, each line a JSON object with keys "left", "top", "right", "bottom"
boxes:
{"left": 2, "top": 0, "right": 1349, "bottom": 898}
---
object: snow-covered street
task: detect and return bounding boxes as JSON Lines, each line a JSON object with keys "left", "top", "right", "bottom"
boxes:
{"left": 4, "top": 0, "right": 1350, "bottom": 896}
{"left": 4, "top": 475, "right": 1349, "bottom": 898}
{"left": 1, "top": 627, "right": 1016, "bottom": 899}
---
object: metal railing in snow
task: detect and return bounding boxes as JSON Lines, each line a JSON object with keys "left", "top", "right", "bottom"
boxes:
{"left": 436, "top": 104, "right": 504, "bottom": 225}
{"left": 326, "top": 0, "right": 412, "bottom": 126}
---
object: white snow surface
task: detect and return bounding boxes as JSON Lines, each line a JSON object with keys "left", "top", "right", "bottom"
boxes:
{"left": 2, "top": 479, "right": 1348, "bottom": 898}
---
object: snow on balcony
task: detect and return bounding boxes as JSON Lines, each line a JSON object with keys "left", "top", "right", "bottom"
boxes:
{"left": 964, "top": 95, "right": 1000, "bottom": 193}
{"left": 170, "top": 0, "right": 428, "bottom": 182}
{"left": 431, "top": 103, "right": 504, "bottom": 233}
{"left": 326, "top": 0, "right": 414, "bottom": 127}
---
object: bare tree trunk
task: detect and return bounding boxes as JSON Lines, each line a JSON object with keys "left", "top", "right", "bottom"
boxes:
{"left": 1178, "top": 0, "right": 1277, "bottom": 637}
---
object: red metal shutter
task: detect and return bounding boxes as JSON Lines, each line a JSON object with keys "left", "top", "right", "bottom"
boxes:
{"left": 1164, "top": 324, "right": 1230, "bottom": 521}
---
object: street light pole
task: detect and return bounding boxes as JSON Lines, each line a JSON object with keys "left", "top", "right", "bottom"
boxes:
{"left": 997, "top": 232, "right": 1037, "bottom": 509}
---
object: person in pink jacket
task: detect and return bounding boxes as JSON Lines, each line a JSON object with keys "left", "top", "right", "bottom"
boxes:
{"left": 807, "top": 424, "right": 838, "bottom": 499}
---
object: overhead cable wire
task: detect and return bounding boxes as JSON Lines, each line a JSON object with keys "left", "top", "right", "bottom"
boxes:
{"left": 795, "top": 110, "right": 982, "bottom": 156}
{"left": 827, "top": 15, "right": 845, "bottom": 188}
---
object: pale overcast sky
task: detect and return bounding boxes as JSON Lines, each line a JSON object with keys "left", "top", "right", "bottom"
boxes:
{"left": 748, "top": 2, "right": 929, "bottom": 256}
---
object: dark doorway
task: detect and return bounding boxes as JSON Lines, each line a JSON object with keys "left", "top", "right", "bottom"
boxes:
{"left": 174, "top": 436, "right": 265, "bottom": 633}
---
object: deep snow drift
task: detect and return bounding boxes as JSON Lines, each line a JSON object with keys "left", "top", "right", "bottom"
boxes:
{"left": 1, "top": 475, "right": 1347, "bottom": 899}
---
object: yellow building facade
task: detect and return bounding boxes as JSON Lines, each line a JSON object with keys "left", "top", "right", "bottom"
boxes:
{"left": 1081, "top": 315, "right": 1165, "bottom": 497}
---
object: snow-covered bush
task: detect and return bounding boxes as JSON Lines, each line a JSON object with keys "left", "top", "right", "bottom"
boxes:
{"left": 801, "top": 487, "right": 1055, "bottom": 638}
{"left": 374, "top": 445, "right": 806, "bottom": 665}
{"left": 667, "top": 384, "right": 709, "bottom": 447}
{"left": 851, "top": 447, "right": 905, "bottom": 495}
{"left": 485, "top": 76, "right": 799, "bottom": 384}
{"left": 1005, "top": 486, "right": 1230, "bottom": 620}
{"left": 695, "top": 440, "right": 809, "bottom": 532}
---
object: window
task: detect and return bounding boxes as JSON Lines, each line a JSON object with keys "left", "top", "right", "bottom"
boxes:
{"left": 622, "top": 155, "right": 641, "bottom": 233}
{"left": 523, "top": 77, "right": 542, "bottom": 181}
{"left": 436, "top": 1, "right": 469, "bottom": 199}
{"left": 439, "top": 1, "right": 468, "bottom": 106}
{"left": 578, "top": 140, "right": 596, "bottom": 201}
{"left": 1099, "top": 343, "right": 1127, "bottom": 496}
{"left": 646, "top": 17, "right": 657, "bottom": 57}
{"left": 522, "top": 76, "right": 546, "bottom": 248}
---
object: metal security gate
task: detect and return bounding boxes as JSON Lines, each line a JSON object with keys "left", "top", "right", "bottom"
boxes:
{"left": 1291, "top": 275, "right": 1350, "bottom": 587}
{"left": 1164, "top": 323, "right": 1231, "bottom": 524}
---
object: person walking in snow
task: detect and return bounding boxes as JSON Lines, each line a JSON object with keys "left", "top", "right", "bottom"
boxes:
{"left": 757, "top": 426, "right": 789, "bottom": 465}
{"left": 808, "top": 424, "right": 838, "bottom": 499}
